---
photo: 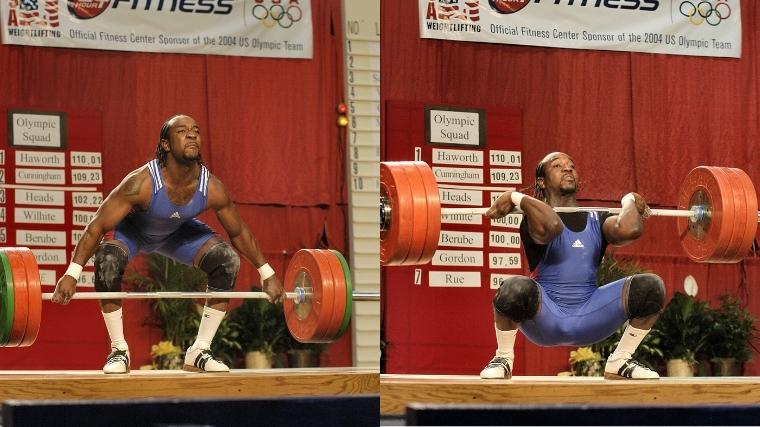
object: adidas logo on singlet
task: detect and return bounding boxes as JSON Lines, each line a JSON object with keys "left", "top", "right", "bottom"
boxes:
{"left": 571, "top": 239, "right": 584, "bottom": 248}
{"left": 170, "top": 211, "right": 181, "bottom": 219}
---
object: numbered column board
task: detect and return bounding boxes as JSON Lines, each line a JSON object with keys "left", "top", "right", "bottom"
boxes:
{"left": 384, "top": 103, "right": 524, "bottom": 290}
{"left": 3, "top": 110, "right": 103, "bottom": 288}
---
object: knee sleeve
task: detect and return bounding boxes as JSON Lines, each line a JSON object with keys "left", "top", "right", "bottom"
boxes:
{"left": 198, "top": 242, "right": 240, "bottom": 291}
{"left": 94, "top": 243, "right": 129, "bottom": 292}
{"left": 627, "top": 273, "right": 665, "bottom": 318}
{"left": 492, "top": 276, "right": 540, "bottom": 323}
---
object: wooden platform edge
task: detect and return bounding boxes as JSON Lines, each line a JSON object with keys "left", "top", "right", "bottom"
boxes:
{"left": 380, "top": 375, "right": 760, "bottom": 416}
{"left": 0, "top": 369, "right": 379, "bottom": 401}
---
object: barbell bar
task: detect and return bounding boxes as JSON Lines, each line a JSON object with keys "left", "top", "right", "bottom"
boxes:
{"left": 39, "top": 291, "right": 379, "bottom": 302}
{"left": 380, "top": 161, "right": 758, "bottom": 266}
{"left": 0, "top": 248, "right": 379, "bottom": 348}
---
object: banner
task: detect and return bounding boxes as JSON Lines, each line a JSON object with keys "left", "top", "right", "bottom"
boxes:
{"left": 419, "top": 0, "right": 741, "bottom": 58}
{"left": 1, "top": 0, "right": 312, "bottom": 58}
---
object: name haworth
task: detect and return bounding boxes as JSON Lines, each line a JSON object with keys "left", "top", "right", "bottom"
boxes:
{"left": 436, "top": 151, "right": 481, "bottom": 163}
{"left": 18, "top": 153, "right": 62, "bottom": 165}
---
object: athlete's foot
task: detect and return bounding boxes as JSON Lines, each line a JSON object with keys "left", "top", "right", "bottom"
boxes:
{"left": 604, "top": 354, "right": 659, "bottom": 380}
{"left": 103, "top": 347, "right": 130, "bottom": 374}
{"left": 183, "top": 345, "right": 230, "bottom": 373}
{"left": 480, "top": 355, "right": 513, "bottom": 379}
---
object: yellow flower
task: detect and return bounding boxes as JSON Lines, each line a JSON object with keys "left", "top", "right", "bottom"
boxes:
{"left": 569, "top": 346, "right": 601, "bottom": 363}
{"left": 151, "top": 340, "right": 181, "bottom": 357}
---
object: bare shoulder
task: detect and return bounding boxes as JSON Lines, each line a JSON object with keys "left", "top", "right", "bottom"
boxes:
{"left": 206, "top": 173, "right": 232, "bottom": 209}
{"left": 113, "top": 165, "right": 152, "bottom": 202}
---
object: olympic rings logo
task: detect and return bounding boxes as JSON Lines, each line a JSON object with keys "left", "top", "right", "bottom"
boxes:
{"left": 252, "top": 2, "right": 303, "bottom": 29}
{"left": 679, "top": 1, "right": 731, "bottom": 26}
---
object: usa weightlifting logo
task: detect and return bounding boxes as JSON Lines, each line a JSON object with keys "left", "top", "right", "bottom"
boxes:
{"left": 488, "top": 0, "right": 530, "bottom": 14}
{"left": 67, "top": 0, "right": 110, "bottom": 19}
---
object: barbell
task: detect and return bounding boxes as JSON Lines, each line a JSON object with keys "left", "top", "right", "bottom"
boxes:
{"left": 0, "top": 247, "right": 379, "bottom": 348}
{"left": 380, "top": 161, "right": 758, "bottom": 266}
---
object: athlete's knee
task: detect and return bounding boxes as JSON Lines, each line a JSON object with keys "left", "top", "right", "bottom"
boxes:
{"left": 198, "top": 242, "right": 240, "bottom": 291}
{"left": 627, "top": 273, "right": 665, "bottom": 318}
{"left": 493, "top": 276, "right": 540, "bottom": 323}
{"left": 94, "top": 243, "right": 129, "bottom": 292}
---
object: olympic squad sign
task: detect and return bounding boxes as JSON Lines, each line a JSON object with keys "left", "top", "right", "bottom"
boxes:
{"left": 419, "top": 0, "right": 741, "bottom": 58}
{"left": 0, "top": 0, "right": 312, "bottom": 58}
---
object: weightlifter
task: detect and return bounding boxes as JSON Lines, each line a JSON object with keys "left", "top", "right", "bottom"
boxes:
{"left": 52, "top": 114, "right": 286, "bottom": 374}
{"left": 480, "top": 152, "right": 665, "bottom": 380}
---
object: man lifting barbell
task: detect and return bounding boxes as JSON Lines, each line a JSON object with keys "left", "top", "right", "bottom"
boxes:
{"left": 480, "top": 152, "right": 664, "bottom": 380}
{"left": 51, "top": 114, "right": 286, "bottom": 374}
{"left": 381, "top": 154, "right": 757, "bottom": 378}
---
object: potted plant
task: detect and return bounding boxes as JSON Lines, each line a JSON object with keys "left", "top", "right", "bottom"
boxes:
{"left": 279, "top": 333, "right": 327, "bottom": 368}
{"left": 229, "top": 295, "right": 287, "bottom": 369}
{"left": 704, "top": 295, "right": 758, "bottom": 376}
{"left": 651, "top": 292, "right": 712, "bottom": 376}
{"left": 129, "top": 253, "right": 241, "bottom": 368}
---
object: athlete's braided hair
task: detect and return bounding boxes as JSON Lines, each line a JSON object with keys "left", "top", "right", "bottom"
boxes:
{"left": 155, "top": 114, "right": 204, "bottom": 167}
{"left": 533, "top": 154, "right": 555, "bottom": 203}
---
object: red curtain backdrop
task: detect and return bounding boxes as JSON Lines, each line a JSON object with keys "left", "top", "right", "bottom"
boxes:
{"left": 382, "top": 0, "right": 760, "bottom": 376}
{"left": 0, "top": 0, "right": 353, "bottom": 369}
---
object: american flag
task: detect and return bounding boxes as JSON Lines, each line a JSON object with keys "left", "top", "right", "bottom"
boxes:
{"left": 17, "top": 0, "right": 59, "bottom": 27}
{"left": 437, "top": 0, "right": 480, "bottom": 21}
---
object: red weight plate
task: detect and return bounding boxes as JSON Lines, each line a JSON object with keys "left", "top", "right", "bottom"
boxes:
{"left": 4, "top": 250, "right": 29, "bottom": 347}
{"left": 677, "top": 166, "right": 734, "bottom": 262}
{"left": 320, "top": 249, "right": 347, "bottom": 341}
{"left": 721, "top": 168, "right": 758, "bottom": 262}
{"left": 413, "top": 161, "right": 442, "bottom": 265}
{"left": 396, "top": 162, "right": 431, "bottom": 265}
{"left": 380, "top": 162, "right": 415, "bottom": 266}
{"left": 284, "top": 249, "right": 334, "bottom": 343}
{"left": 310, "top": 250, "right": 337, "bottom": 342}
{"left": 710, "top": 167, "right": 737, "bottom": 261}
{"left": 17, "top": 248, "right": 42, "bottom": 347}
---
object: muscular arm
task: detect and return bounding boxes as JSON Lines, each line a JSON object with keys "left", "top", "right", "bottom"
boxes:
{"left": 486, "top": 191, "right": 563, "bottom": 244}
{"left": 206, "top": 176, "right": 267, "bottom": 268}
{"left": 602, "top": 193, "right": 646, "bottom": 246}
{"left": 71, "top": 168, "right": 151, "bottom": 265}
{"left": 52, "top": 167, "right": 151, "bottom": 304}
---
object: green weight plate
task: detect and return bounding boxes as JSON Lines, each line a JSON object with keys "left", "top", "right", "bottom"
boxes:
{"left": 330, "top": 250, "right": 353, "bottom": 339}
{"left": 0, "top": 251, "right": 15, "bottom": 346}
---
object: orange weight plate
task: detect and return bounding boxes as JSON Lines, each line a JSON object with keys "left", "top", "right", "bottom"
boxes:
{"left": 284, "top": 249, "right": 334, "bottom": 343}
{"left": 17, "top": 248, "right": 42, "bottom": 347}
{"left": 380, "top": 162, "right": 415, "bottom": 266}
{"left": 413, "top": 161, "right": 442, "bottom": 265}
{"left": 320, "top": 250, "right": 347, "bottom": 341}
{"left": 4, "top": 250, "right": 29, "bottom": 347}
{"left": 710, "top": 167, "right": 736, "bottom": 261}
{"left": 310, "top": 250, "right": 336, "bottom": 342}
{"left": 677, "top": 166, "right": 735, "bottom": 262}
{"left": 721, "top": 168, "right": 757, "bottom": 262}
{"left": 396, "top": 163, "right": 430, "bottom": 265}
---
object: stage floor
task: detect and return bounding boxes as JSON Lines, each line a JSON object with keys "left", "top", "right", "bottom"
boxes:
{"left": 0, "top": 368, "right": 378, "bottom": 402}
{"left": 380, "top": 374, "right": 760, "bottom": 416}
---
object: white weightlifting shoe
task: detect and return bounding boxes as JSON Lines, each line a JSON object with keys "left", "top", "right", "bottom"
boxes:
{"left": 604, "top": 355, "right": 659, "bottom": 380}
{"left": 479, "top": 355, "right": 513, "bottom": 379}
{"left": 183, "top": 345, "right": 230, "bottom": 373}
{"left": 103, "top": 347, "right": 130, "bottom": 374}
